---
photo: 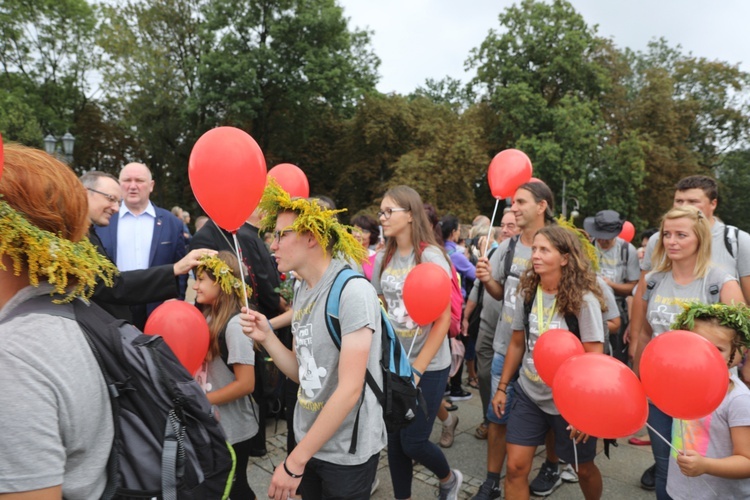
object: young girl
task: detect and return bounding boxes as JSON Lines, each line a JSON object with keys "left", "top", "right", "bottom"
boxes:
{"left": 667, "top": 302, "right": 750, "bottom": 499}
{"left": 194, "top": 251, "right": 258, "bottom": 499}
{"left": 494, "top": 225, "right": 606, "bottom": 500}
{"left": 372, "top": 186, "right": 463, "bottom": 500}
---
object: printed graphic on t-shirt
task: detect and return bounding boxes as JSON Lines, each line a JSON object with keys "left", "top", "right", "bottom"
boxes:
{"left": 671, "top": 416, "right": 712, "bottom": 458}
{"left": 294, "top": 300, "right": 328, "bottom": 411}
{"left": 648, "top": 296, "right": 699, "bottom": 330}
{"left": 382, "top": 267, "right": 418, "bottom": 335}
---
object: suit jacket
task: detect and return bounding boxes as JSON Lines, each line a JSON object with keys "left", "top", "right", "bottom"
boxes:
{"left": 88, "top": 227, "right": 179, "bottom": 324}
{"left": 95, "top": 204, "right": 187, "bottom": 328}
{"left": 189, "top": 220, "right": 283, "bottom": 319}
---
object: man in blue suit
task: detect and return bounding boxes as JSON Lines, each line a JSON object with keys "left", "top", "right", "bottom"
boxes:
{"left": 95, "top": 162, "right": 187, "bottom": 330}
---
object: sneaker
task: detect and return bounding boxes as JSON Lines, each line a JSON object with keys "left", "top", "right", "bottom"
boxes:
{"left": 438, "top": 469, "right": 463, "bottom": 500}
{"left": 449, "top": 388, "right": 472, "bottom": 401}
{"left": 560, "top": 462, "right": 579, "bottom": 483}
{"left": 370, "top": 476, "right": 380, "bottom": 495}
{"left": 640, "top": 463, "right": 656, "bottom": 491}
{"left": 529, "top": 459, "right": 562, "bottom": 496}
{"left": 439, "top": 415, "right": 459, "bottom": 448}
{"left": 472, "top": 479, "right": 501, "bottom": 500}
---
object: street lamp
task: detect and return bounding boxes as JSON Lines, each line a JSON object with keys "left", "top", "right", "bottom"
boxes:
{"left": 43, "top": 132, "right": 75, "bottom": 164}
{"left": 560, "top": 178, "right": 580, "bottom": 218}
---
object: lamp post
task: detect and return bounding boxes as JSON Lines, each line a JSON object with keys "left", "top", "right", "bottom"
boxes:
{"left": 560, "top": 179, "right": 580, "bottom": 218}
{"left": 43, "top": 132, "right": 75, "bottom": 164}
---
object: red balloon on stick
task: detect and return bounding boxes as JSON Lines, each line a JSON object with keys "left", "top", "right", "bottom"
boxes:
{"left": 144, "top": 301, "right": 210, "bottom": 375}
{"left": 619, "top": 221, "right": 635, "bottom": 243}
{"left": 268, "top": 163, "right": 310, "bottom": 198}
{"left": 640, "top": 330, "right": 728, "bottom": 420}
{"left": 533, "top": 329, "right": 585, "bottom": 386}
{"left": 553, "top": 353, "right": 648, "bottom": 439}
{"left": 487, "top": 149, "right": 533, "bottom": 199}
{"left": 403, "top": 262, "right": 451, "bottom": 326}
{"left": 189, "top": 127, "right": 267, "bottom": 232}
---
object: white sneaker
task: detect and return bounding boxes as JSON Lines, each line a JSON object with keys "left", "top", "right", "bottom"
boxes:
{"left": 438, "top": 469, "right": 463, "bottom": 500}
{"left": 560, "top": 462, "right": 579, "bottom": 483}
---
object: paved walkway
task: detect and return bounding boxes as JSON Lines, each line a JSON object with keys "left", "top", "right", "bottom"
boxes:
{"left": 248, "top": 381, "right": 658, "bottom": 499}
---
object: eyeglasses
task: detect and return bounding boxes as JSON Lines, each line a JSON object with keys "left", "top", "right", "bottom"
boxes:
{"left": 87, "top": 188, "right": 121, "bottom": 205}
{"left": 273, "top": 228, "right": 295, "bottom": 242}
{"left": 377, "top": 207, "right": 408, "bottom": 220}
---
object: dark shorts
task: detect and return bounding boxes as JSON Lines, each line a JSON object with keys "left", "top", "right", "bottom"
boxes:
{"left": 299, "top": 452, "right": 379, "bottom": 500}
{"left": 506, "top": 382, "right": 597, "bottom": 464}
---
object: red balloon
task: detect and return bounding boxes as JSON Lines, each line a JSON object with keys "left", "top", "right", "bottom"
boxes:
{"left": 268, "top": 163, "right": 310, "bottom": 198}
{"left": 144, "top": 301, "right": 210, "bottom": 375}
{"left": 640, "top": 330, "right": 728, "bottom": 420}
{"left": 487, "top": 149, "right": 533, "bottom": 199}
{"left": 403, "top": 262, "right": 451, "bottom": 326}
{"left": 553, "top": 353, "right": 648, "bottom": 439}
{"left": 619, "top": 221, "right": 635, "bottom": 243}
{"left": 533, "top": 329, "right": 585, "bottom": 385}
{"left": 189, "top": 127, "right": 267, "bottom": 232}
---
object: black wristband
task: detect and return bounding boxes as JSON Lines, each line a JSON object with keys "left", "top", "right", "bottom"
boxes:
{"left": 283, "top": 459, "right": 303, "bottom": 479}
{"left": 496, "top": 387, "right": 506, "bottom": 394}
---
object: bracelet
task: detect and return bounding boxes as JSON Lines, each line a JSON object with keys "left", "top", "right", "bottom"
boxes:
{"left": 496, "top": 387, "right": 506, "bottom": 394}
{"left": 412, "top": 367, "right": 423, "bottom": 378}
{"left": 498, "top": 381, "right": 508, "bottom": 388}
{"left": 283, "top": 459, "right": 303, "bottom": 479}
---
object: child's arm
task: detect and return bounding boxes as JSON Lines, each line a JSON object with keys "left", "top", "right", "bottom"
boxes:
{"left": 206, "top": 364, "right": 255, "bottom": 406}
{"left": 676, "top": 426, "right": 750, "bottom": 479}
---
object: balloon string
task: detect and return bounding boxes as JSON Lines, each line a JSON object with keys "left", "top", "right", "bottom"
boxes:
{"left": 483, "top": 199, "right": 500, "bottom": 257}
{"left": 231, "top": 232, "right": 251, "bottom": 312}
{"left": 406, "top": 326, "right": 420, "bottom": 360}
{"left": 572, "top": 438, "right": 579, "bottom": 473}
{"left": 645, "top": 422, "right": 680, "bottom": 454}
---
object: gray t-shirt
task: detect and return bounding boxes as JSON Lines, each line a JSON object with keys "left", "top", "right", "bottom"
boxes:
{"left": 293, "top": 259, "right": 386, "bottom": 465}
{"left": 372, "top": 245, "right": 451, "bottom": 371}
{"left": 511, "top": 290, "right": 604, "bottom": 414}
{"left": 644, "top": 267, "right": 735, "bottom": 337}
{"left": 642, "top": 220, "right": 750, "bottom": 279}
{"left": 598, "top": 277, "right": 620, "bottom": 354}
{"left": 202, "top": 314, "right": 258, "bottom": 445}
{"left": 491, "top": 237, "right": 532, "bottom": 355}
{"left": 597, "top": 238, "right": 640, "bottom": 286}
{"left": 667, "top": 375, "right": 750, "bottom": 499}
{"left": 0, "top": 285, "right": 114, "bottom": 498}
{"left": 467, "top": 249, "right": 503, "bottom": 338}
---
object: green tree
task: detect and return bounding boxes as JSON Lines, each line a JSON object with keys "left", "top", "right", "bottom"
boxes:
{"left": 0, "top": 0, "right": 99, "bottom": 162}
{"left": 716, "top": 149, "right": 750, "bottom": 232}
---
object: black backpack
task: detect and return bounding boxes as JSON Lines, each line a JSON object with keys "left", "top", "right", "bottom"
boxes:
{"left": 4, "top": 296, "right": 235, "bottom": 500}
{"left": 324, "top": 267, "right": 426, "bottom": 454}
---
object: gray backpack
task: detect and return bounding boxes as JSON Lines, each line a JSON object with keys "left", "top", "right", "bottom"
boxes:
{"left": 3, "top": 296, "right": 235, "bottom": 500}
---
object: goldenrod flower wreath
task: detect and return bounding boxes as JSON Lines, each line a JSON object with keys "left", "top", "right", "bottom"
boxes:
{"left": 196, "top": 254, "right": 252, "bottom": 301}
{"left": 556, "top": 215, "right": 600, "bottom": 272}
{"left": 673, "top": 302, "right": 750, "bottom": 350}
{"left": 258, "top": 178, "right": 367, "bottom": 264}
{"left": 0, "top": 199, "right": 118, "bottom": 302}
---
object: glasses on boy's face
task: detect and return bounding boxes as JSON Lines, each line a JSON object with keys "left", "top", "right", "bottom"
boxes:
{"left": 377, "top": 207, "right": 408, "bottom": 220}
{"left": 272, "top": 228, "right": 295, "bottom": 243}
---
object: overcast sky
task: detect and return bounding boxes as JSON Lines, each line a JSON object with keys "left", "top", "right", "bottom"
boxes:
{"left": 338, "top": 0, "right": 750, "bottom": 95}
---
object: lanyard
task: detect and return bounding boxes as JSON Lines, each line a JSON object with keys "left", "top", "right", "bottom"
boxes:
{"left": 536, "top": 285, "right": 557, "bottom": 334}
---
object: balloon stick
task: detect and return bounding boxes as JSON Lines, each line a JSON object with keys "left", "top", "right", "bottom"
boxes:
{"left": 407, "top": 326, "right": 421, "bottom": 360}
{"left": 483, "top": 198, "right": 501, "bottom": 256}
{"left": 645, "top": 423, "right": 680, "bottom": 454}
{"left": 232, "top": 232, "right": 251, "bottom": 312}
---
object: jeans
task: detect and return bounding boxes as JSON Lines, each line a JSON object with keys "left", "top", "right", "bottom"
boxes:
{"left": 388, "top": 366, "right": 451, "bottom": 499}
{"left": 646, "top": 402, "right": 673, "bottom": 500}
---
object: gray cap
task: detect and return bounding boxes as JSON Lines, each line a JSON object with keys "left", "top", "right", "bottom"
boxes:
{"left": 583, "top": 210, "right": 623, "bottom": 240}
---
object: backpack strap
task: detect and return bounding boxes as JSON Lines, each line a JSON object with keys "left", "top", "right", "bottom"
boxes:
{"left": 504, "top": 235, "right": 520, "bottom": 279}
{"left": 642, "top": 272, "right": 665, "bottom": 303}
{"left": 620, "top": 239, "right": 629, "bottom": 265}
{"left": 705, "top": 267, "right": 724, "bottom": 305}
{"left": 325, "top": 267, "right": 373, "bottom": 455}
{"left": 724, "top": 225, "right": 739, "bottom": 259}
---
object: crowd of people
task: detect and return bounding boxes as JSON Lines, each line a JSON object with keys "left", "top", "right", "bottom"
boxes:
{"left": 1, "top": 142, "right": 750, "bottom": 500}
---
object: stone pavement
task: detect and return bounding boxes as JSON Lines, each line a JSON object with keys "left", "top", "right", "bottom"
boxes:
{"left": 247, "top": 380, "right": 658, "bottom": 499}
